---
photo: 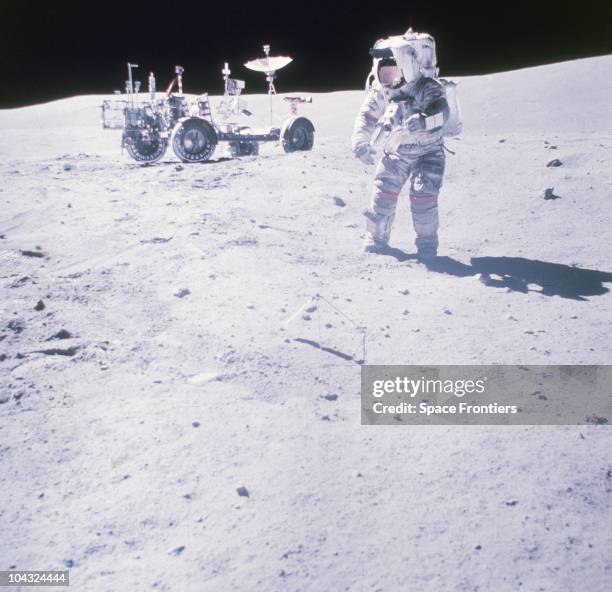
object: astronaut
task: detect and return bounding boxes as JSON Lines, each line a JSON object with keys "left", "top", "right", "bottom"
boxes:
{"left": 352, "top": 29, "right": 449, "bottom": 260}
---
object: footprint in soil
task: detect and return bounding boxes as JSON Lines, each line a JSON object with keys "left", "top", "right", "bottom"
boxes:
{"left": 7, "top": 320, "right": 25, "bottom": 334}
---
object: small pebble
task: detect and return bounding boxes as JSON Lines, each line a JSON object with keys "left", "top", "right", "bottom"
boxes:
{"left": 174, "top": 288, "right": 191, "bottom": 298}
{"left": 47, "top": 329, "right": 72, "bottom": 340}
{"left": 544, "top": 188, "right": 561, "bottom": 200}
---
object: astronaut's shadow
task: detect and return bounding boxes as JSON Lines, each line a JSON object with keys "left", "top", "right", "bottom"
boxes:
{"left": 386, "top": 251, "right": 612, "bottom": 301}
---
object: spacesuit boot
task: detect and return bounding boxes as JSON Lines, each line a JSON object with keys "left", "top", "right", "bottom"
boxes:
{"left": 410, "top": 196, "right": 439, "bottom": 260}
{"left": 362, "top": 209, "right": 395, "bottom": 253}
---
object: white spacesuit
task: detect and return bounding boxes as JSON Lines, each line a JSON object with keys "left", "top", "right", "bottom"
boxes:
{"left": 352, "top": 29, "right": 450, "bottom": 260}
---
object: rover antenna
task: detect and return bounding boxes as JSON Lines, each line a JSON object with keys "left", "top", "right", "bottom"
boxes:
{"left": 244, "top": 45, "right": 293, "bottom": 126}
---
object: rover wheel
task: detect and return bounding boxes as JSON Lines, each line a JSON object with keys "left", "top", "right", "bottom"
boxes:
{"left": 125, "top": 134, "right": 168, "bottom": 163}
{"left": 172, "top": 118, "right": 217, "bottom": 163}
{"left": 282, "top": 117, "right": 315, "bottom": 153}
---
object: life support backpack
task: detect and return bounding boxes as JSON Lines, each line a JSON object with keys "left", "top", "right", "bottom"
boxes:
{"left": 403, "top": 29, "right": 462, "bottom": 137}
{"left": 440, "top": 78, "right": 462, "bottom": 137}
{"left": 404, "top": 28, "right": 462, "bottom": 137}
{"left": 402, "top": 29, "right": 439, "bottom": 78}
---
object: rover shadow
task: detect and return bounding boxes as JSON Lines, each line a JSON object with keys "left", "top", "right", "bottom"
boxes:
{"left": 130, "top": 157, "right": 233, "bottom": 169}
{"left": 424, "top": 256, "right": 612, "bottom": 301}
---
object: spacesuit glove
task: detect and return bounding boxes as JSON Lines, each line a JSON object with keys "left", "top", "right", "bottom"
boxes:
{"left": 406, "top": 113, "right": 426, "bottom": 132}
{"left": 354, "top": 143, "right": 375, "bottom": 165}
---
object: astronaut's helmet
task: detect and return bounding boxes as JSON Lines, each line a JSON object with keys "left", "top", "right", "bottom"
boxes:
{"left": 369, "top": 36, "right": 421, "bottom": 88}
{"left": 366, "top": 28, "right": 438, "bottom": 90}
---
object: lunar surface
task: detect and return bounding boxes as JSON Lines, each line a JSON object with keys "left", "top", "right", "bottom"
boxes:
{"left": 1, "top": 56, "right": 611, "bottom": 590}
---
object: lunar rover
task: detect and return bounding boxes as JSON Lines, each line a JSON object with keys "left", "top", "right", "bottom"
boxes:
{"left": 101, "top": 46, "right": 315, "bottom": 164}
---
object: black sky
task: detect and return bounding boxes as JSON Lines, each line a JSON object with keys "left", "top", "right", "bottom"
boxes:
{"left": 0, "top": 0, "right": 610, "bottom": 107}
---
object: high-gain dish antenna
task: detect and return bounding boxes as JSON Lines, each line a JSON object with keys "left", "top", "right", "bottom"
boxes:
{"left": 245, "top": 45, "right": 293, "bottom": 124}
